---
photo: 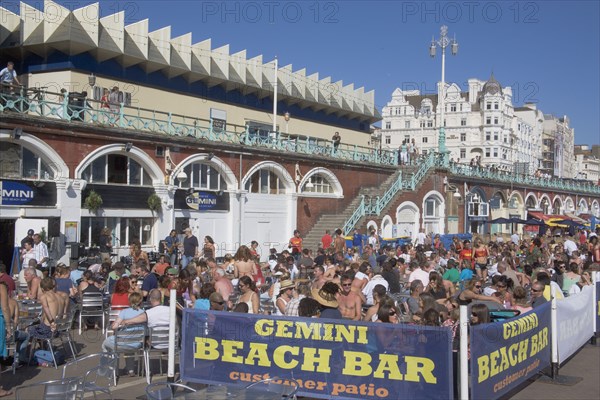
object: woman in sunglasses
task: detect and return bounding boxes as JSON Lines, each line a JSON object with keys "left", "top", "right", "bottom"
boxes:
{"left": 375, "top": 299, "right": 400, "bottom": 324}
{"left": 457, "top": 278, "right": 503, "bottom": 306}
{"left": 470, "top": 303, "right": 491, "bottom": 325}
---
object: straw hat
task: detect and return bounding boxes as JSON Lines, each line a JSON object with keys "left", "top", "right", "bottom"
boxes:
{"left": 311, "top": 287, "right": 338, "bottom": 308}
{"left": 279, "top": 279, "right": 295, "bottom": 291}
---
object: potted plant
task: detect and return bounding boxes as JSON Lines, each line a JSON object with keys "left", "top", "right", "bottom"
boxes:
{"left": 147, "top": 193, "right": 162, "bottom": 214}
{"left": 84, "top": 190, "right": 103, "bottom": 214}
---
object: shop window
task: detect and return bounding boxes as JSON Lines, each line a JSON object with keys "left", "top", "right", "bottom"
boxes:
{"left": 178, "top": 162, "right": 226, "bottom": 191}
{"left": 245, "top": 169, "right": 284, "bottom": 194}
{"left": 82, "top": 155, "right": 151, "bottom": 186}
{"left": 0, "top": 142, "right": 55, "bottom": 180}
{"left": 80, "top": 217, "right": 153, "bottom": 247}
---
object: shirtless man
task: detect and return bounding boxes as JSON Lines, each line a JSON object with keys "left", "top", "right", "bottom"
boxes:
{"left": 213, "top": 268, "right": 234, "bottom": 307}
{"left": 337, "top": 274, "right": 363, "bottom": 321}
{"left": 333, "top": 229, "right": 347, "bottom": 254}
{"left": 311, "top": 266, "right": 327, "bottom": 290}
{"left": 24, "top": 267, "right": 42, "bottom": 299}
{"left": 49, "top": 278, "right": 69, "bottom": 319}
{"left": 323, "top": 256, "right": 337, "bottom": 282}
{"left": 28, "top": 277, "right": 60, "bottom": 340}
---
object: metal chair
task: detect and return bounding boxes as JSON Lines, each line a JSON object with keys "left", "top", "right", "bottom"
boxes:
{"left": 105, "top": 305, "right": 128, "bottom": 338}
{"left": 55, "top": 307, "right": 78, "bottom": 361}
{"left": 79, "top": 292, "right": 105, "bottom": 334}
{"left": 19, "top": 300, "right": 42, "bottom": 317}
{"left": 15, "top": 377, "right": 81, "bottom": 400}
{"left": 62, "top": 352, "right": 118, "bottom": 396}
{"left": 113, "top": 323, "right": 147, "bottom": 378}
{"left": 245, "top": 377, "right": 299, "bottom": 399}
{"left": 145, "top": 382, "right": 196, "bottom": 400}
{"left": 144, "top": 325, "right": 179, "bottom": 384}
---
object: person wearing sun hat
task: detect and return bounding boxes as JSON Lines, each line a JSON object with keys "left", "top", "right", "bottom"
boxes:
{"left": 275, "top": 279, "right": 296, "bottom": 315}
{"left": 311, "top": 282, "right": 343, "bottom": 320}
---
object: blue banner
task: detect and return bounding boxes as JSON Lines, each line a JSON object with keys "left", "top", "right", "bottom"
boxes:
{"left": 470, "top": 302, "right": 551, "bottom": 400}
{"left": 181, "top": 310, "right": 453, "bottom": 399}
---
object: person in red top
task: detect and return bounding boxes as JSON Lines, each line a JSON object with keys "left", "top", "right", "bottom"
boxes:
{"left": 152, "top": 254, "right": 170, "bottom": 276}
{"left": 459, "top": 240, "right": 473, "bottom": 266}
{"left": 578, "top": 230, "right": 587, "bottom": 245}
{"left": 111, "top": 277, "right": 132, "bottom": 307}
{"left": 0, "top": 263, "right": 16, "bottom": 297}
{"left": 320, "top": 230, "right": 333, "bottom": 250}
{"left": 289, "top": 230, "right": 303, "bottom": 260}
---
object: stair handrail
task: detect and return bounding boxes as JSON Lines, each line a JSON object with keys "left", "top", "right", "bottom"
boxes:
{"left": 342, "top": 152, "right": 443, "bottom": 233}
{"left": 375, "top": 171, "right": 403, "bottom": 215}
{"left": 343, "top": 196, "right": 366, "bottom": 235}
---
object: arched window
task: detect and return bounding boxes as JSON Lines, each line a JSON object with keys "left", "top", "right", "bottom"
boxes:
{"left": 177, "top": 162, "right": 226, "bottom": 190}
{"left": 245, "top": 169, "right": 284, "bottom": 194}
{"left": 0, "top": 142, "right": 55, "bottom": 180}
{"left": 81, "top": 154, "right": 151, "bottom": 186}
{"left": 302, "top": 174, "right": 334, "bottom": 194}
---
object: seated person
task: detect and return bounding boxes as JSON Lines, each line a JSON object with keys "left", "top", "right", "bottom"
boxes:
{"left": 24, "top": 267, "right": 42, "bottom": 300}
{"left": 102, "top": 292, "right": 145, "bottom": 377}
{"left": 111, "top": 277, "right": 132, "bottom": 307}
{"left": 115, "top": 289, "right": 170, "bottom": 349}
{"left": 28, "top": 278, "right": 61, "bottom": 340}
{"left": 151, "top": 255, "right": 170, "bottom": 276}
{"left": 8, "top": 292, "right": 30, "bottom": 366}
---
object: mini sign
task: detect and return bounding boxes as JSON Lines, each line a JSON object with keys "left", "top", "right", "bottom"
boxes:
{"left": 174, "top": 189, "right": 229, "bottom": 211}
{"left": 0, "top": 180, "right": 35, "bottom": 205}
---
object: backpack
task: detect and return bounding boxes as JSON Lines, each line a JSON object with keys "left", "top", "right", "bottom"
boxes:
{"left": 34, "top": 349, "right": 66, "bottom": 366}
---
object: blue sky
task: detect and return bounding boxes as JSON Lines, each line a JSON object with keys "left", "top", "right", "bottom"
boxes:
{"left": 21, "top": 0, "right": 600, "bottom": 145}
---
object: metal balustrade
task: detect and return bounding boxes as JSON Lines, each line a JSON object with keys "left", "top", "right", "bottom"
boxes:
{"left": 448, "top": 162, "right": 600, "bottom": 195}
{"left": 0, "top": 88, "right": 398, "bottom": 166}
{"left": 2, "top": 87, "right": 597, "bottom": 235}
{"left": 342, "top": 151, "right": 598, "bottom": 234}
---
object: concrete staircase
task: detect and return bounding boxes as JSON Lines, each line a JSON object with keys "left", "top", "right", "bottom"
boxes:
{"left": 303, "top": 168, "right": 406, "bottom": 250}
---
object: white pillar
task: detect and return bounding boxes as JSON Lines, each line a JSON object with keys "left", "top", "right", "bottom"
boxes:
{"left": 459, "top": 305, "right": 469, "bottom": 400}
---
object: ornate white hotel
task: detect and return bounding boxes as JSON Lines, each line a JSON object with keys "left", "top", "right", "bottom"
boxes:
{"left": 378, "top": 75, "right": 577, "bottom": 178}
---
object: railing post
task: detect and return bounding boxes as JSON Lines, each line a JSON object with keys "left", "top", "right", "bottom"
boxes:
{"left": 118, "top": 102, "right": 124, "bottom": 128}
{"left": 243, "top": 125, "right": 249, "bottom": 145}
{"left": 353, "top": 145, "right": 358, "bottom": 160}
{"left": 168, "top": 112, "right": 173, "bottom": 135}
{"left": 63, "top": 91, "right": 69, "bottom": 121}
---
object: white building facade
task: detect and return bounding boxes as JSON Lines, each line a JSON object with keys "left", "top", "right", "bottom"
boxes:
{"left": 380, "top": 75, "right": 542, "bottom": 174}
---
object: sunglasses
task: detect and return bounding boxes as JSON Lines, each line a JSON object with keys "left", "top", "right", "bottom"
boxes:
{"left": 531, "top": 288, "right": 542, "bottom": 292}
{"left": 471, "top": 313, "right": 478, "bottom": 318}
{"left": 211, "top": 301, "right": 225, "bottom": 305}
{"left": 342, "top": 283, "right": 352, "bottom": 287}
{"left": 389, "top": 310, "right": 397, "bottom": 316}
{"left": 475, "top": 285, "right": 482, "bottom": 289}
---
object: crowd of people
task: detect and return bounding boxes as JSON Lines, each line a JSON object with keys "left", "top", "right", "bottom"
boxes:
{"left": 0, "top": 222, "right": 599, "bottom": 397}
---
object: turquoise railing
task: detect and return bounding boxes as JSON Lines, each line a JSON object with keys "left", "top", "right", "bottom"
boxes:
{"left": 342, "top": 196, "right": 366, "bottom": 236}
{"left": 449, "top": 162, "right": 600, "bottom": 195}
{"left": 342, "top": 150, "right": 599, "bottom": 233}
{"left": 0, "top": 89, "right": 398, "bottom": 166}
{"left": 343, "top": 152, "right": 441, "bottom": 233}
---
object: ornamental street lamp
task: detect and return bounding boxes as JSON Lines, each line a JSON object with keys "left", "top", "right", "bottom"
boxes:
{"left": 429, "top": 25, "right": 458, "bottom": 154}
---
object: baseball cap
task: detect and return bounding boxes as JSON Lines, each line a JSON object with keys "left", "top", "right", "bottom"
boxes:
{"left": 27, "top": 229, "right": 34, "bottom": 235}
{"left": 167, "top": 268, "right": 179, "bottom": 275}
